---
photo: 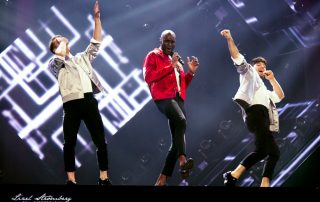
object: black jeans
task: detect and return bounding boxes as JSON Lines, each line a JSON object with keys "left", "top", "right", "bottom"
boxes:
{"left": 62, "top": 93, "right": 108, "bottom": 172}
{"left": 241, "top": 105, "right": 280, "bottom": 179}
{"left": 155, "top": 94, "right": 187, "bottom": 176}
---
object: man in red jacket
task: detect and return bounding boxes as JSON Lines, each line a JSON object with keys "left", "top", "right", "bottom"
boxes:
{"left": 143, "top": 30, "right": 199, "bottom": 186}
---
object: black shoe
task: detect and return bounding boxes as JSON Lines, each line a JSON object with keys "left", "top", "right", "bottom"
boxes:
{"left": 66, "top": 180, "right": 76, "bottom": 185}
{"left": 98, "top": 178, "right": 112, "bottom": 186}
{"left": 180, "top": 158, "right": 194, "bottom": 179}
{"left": 223, "top": 171, "right": 237, "bottom": 187}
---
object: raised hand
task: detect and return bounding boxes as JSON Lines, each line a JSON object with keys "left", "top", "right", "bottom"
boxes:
{"left": 220, "top": 29, "right": 232, "bottom": 40}
{"left": 93, "top": 0, "right": 102, "bottom": 42}
{"left": 220, "top": 29, "right": 240, "bottom": 59}
{"left": 94, "top": 0, "right": 100, "bottom": 19}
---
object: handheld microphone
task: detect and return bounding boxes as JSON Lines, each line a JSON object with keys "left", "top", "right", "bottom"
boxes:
{"left": 178, "top": 56, "right": 185, "bottom": 66}
{"left": 170, "top": 52, "right": 184, "bottom": 66}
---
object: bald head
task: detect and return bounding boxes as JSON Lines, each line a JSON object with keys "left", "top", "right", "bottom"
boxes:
{"left": 159, "top": 30, "right": 176, "bottom": 55}
{"left": 160, "top": 30, "right": 176, "bottom": 43}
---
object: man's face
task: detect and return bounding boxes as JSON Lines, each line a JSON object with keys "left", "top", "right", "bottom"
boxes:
{"left": 254, "top": 62, "right": 266, "bottom": 78}
{"left": 161, "top": 34, "right": 175, "bottom": 55}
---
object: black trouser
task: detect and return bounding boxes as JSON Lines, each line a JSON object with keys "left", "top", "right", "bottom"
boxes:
{"left": 240, "top": 104, "right": 280, "bottom": 179}
{"left": 62, "top": 93, "right": 108, "bottom": 172}
{"left": 155, "top": 94, "right": 187, "bottom": 176}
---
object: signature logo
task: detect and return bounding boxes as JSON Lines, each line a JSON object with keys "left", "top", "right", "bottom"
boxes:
{"left": 11, "top": 193, "right": 72, "bottom": 202}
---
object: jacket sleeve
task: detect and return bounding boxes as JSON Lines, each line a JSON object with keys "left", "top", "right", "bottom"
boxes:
{"left": 143, "top": 52, "right": 174, "bottom": 84}
{"left": 48, "top": 57, "right": 65, "bottom": 79}
{"left": 85, "top": 38, "right": 101, "bottom": 62}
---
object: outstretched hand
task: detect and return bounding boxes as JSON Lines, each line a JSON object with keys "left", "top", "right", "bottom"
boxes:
{"left": 94, "top": 0, "right": 100, "bottom": 19}
{"left": 187, "top": 56, "right": 199, "bottom": 74}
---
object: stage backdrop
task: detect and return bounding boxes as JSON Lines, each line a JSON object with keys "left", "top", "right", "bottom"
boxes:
{"left": 1, "top": 0, "right": 319, "bottom": 186}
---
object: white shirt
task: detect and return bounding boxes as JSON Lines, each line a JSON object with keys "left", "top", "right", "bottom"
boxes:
{"left": 169, "top": 55, "right": 181, "bottom": 93}
{"left": 232, "top": 54, "right": 281, "bottom": 132}
{"left": 55, "top": 54, "right": 93, "bottom": 93}
{"left": 74, "top": 56, "right": 93, "bottom": 93}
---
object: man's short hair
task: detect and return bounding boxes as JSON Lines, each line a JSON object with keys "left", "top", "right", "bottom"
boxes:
{"left": 159, "top": 30, "right": 176, "bottom": 42}
{"left": 251, "top": 56, "right": 267, "bottom": 66}
{"left": 48, "top": 35, "right": 62, "bottom": 54}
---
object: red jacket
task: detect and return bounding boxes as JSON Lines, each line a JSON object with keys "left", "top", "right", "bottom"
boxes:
{"left": 143, "top": 48, "right": 194, "bottom": 101}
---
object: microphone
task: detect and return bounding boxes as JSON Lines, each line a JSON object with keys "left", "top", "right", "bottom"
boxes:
{"left": 178, "top": 56, "right": 185, "bottom": 66}
{"left": 170, "top": 52, "right": 184, "bottom": 66}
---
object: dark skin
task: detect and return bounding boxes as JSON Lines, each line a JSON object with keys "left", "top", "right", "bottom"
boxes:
{"left": 160, "top": 33, "right": 199, "bottom": 74}
{"left": 161, "top": 34, "right": 175, "bottom": 56}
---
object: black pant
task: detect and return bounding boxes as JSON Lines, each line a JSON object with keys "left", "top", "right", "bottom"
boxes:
{"left": 62, "top": 93, "right": 108, "bottom": 172}
{"left": 241, "top": 105, "right": 280, "bottom": 179}
{"left": 155, "top": 94, "right": 187, "bottom": 176}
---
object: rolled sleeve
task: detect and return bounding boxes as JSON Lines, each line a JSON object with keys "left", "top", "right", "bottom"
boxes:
{"left": 269, "top": 90, "right": 281, "bottom": 104}
{"left": 231, "top": 54, "right": 245, "bottom": 66}
{"left": 85, "top": 38, "right": 101, "bottom": 61}
{"left": 90, "top": 38, "right": 101, "bottom": 44}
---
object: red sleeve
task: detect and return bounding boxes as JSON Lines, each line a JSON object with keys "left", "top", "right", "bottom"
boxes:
{"left": 143, "top": 52, "right": 174, "bottom": 84}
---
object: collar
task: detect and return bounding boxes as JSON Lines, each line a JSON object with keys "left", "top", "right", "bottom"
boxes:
{"left": 54, "top": 53, "right": 73, "bottom": 61}
{"left": 154, "top": 48, "right": 168, "bottom": 59}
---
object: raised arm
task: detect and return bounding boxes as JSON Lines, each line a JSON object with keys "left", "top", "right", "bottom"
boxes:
{"left": 85, "top": 1, "right": 102, "bottom": 61}
{"left": 93, "top": 0, "right": 102, "bottom": 42}
{"left": 220, "top": 29, "right": 240, "bottom": 60}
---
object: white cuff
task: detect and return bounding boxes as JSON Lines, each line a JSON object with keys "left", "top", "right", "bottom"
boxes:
{"left": 90, "top": 38, "right": 101, "bottom": 44}
{"left": 231, "top": 54, "right": 245, "bottom": 66}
